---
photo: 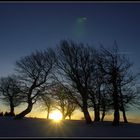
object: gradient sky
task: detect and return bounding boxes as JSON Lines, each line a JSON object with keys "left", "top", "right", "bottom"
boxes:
{"left": 0, "top": 2, "right": 140, "bottom": 122}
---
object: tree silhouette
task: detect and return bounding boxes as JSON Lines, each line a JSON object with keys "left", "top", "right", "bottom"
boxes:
{"left": 100, "top": 84, "right": 112, "bottom": 122}
{"left": 88, "top": 61, "right": 104, "bottom": 122}
{"left": 97, "top": 41, "right": 138, "bottom": 126}
{"left": 118, "top": 81, "right": 140, "bottom": 123}
{"left": 56, "top": 40, "right": 99, "bottom": 124}
{"left": 15, "top": 49, "right": 56, "bottom": 119}
{"left": 0, "top": 39, "right": 138, "bottom": 126}
{"left": 51, "top": 83, "right": 77, "bottom": 120}
{"left": 39, "top": 93, "right": 53, "bottom": 119}
{"left": 0, "top": 75, "right": 23, "bottom": 116}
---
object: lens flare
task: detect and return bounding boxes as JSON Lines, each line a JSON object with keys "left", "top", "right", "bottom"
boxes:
{"left": 74, "top": 17, "right": 87, "bottom": 38}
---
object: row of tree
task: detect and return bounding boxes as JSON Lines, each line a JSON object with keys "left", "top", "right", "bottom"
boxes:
{"left": 0, "top": 40, "right": 139, "bottom": 126}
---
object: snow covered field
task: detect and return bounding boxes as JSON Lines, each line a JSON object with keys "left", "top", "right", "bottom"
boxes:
{"left": 0, "top": 117, "right": 140, "bottom": 138}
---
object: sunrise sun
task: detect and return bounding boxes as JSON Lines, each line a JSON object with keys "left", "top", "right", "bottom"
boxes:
{"left": 49, "top": 111, "right": 62, "bottom": 122}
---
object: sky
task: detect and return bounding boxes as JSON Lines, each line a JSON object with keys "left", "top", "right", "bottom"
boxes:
{"left": 0, "top": 2, "right": 140, "bottom": 122}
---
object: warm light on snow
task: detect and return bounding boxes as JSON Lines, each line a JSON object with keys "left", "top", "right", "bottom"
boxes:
{"left": 49, "top": 111, "right": 62, "bottom": 122}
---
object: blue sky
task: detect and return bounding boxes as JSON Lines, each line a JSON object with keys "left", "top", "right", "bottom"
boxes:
{"left": 0, "top": 3, "right": 140, "bottom": 77}
{"left": 0, "top": 2, "right": 140, "bottom": 121}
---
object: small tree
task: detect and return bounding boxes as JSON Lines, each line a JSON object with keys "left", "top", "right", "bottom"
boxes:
{"left": 118, "top": 82, "right": 140, "bottom": 123}
{"left": 39, "top": 93, "right": 53, "bottom": 119}
{"left": 100, "top": 84, "right": 112, "bottom": 122}
{"left": 51, "top": 83, "right": 77, "bottom": 120}
{"left": 0, "top": 75, "right": 23, "bottom": 116}
{"left": 66, "top": 99, "right": 77, "bottom": 120}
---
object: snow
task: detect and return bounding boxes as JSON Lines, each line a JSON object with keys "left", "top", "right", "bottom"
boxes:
{"left": 0, "top": 117, "right": 140, "bottom": 138}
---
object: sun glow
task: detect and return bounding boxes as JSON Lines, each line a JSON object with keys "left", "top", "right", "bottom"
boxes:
{"left": 49, "top": 111, "right": 62, "bottom": 122}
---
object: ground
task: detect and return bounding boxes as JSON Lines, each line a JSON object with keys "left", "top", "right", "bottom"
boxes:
{"left": 0, "top": 117, "right": 140, "bottom": 138}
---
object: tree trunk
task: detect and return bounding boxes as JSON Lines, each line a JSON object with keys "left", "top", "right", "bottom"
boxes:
{"left": 47, "top": 110, "right": 50, "bottom": 120}
{"left": 94, "top": 104, "right": 100, "bottom": 122}
{"left": 122, "top": 108, "right": 128, "bottom": 123}
{"left": 81, "top": 96, "right": 92, "bottom": 124}
{"left": 46, "top": 111, "right": 49, "bottom": 119}
{"left": 112, "top": 81, "right": 120, "bottom": 126}
{"left": 10, "top": 105, "right": 15, "bottom": 116}
{"left": 96, "top": 85, "right": 101, "bottom": 122}
{"left": 10, "top": 99, "right": 15, "bottom": 116}
{"left": 119, "top": 85, "right": 128, "bottom": 123}
{"left": 112, "top": 109, "right": 120, "bottom": 126}
{"left": 62, "top": 109, "right": 65, "bottom": 120}
{"left": 46, "top": 107, "right": 50, "bottom": 119}
{"left": 112, "top": 92, "right": 120, "bottom": 126}
{"left": 15, "top": 101, "right": 33, "bottom": 119}
{"left": 101, "top": 109, "right": 105, "bottom": 122}
{"left": 112, "top": 96, "right": 120, "bottom": 126}
{"left": 82, "top": 105, "right": 92, "bottom": 124}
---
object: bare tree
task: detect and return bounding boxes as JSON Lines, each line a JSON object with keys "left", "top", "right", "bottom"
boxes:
{"left": 100, "top": 84, "right": 112, "bottom": 122}
{"left": 51, "top": 83, "right": 77, "bottom": 120}
{"left": 118, "top": 81, "right": 140, "bottom": 123}
{"left": 88, "top": 65, "right": 103, "bottom": 122}
{"left": 0, "top": 75, "right": 23, "bottom": 116}
{"left": 15, "top": 49, "right": 56, "bottom": 119}
{"left": 39, "top": 93, "right": 53, "bottom": 119}
{"left": 98, "top": 41, "right": 138, "bottom": 126}
{"left": 67, "top": 102, "right": 77, "bottom": 120}
{"left": 56, "top": 40, "right": 98, "bottom": 124}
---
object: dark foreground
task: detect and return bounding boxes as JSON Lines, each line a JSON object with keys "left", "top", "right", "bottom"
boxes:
{"left": 0, "top": 117, "right": 140, "bottom": 138}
